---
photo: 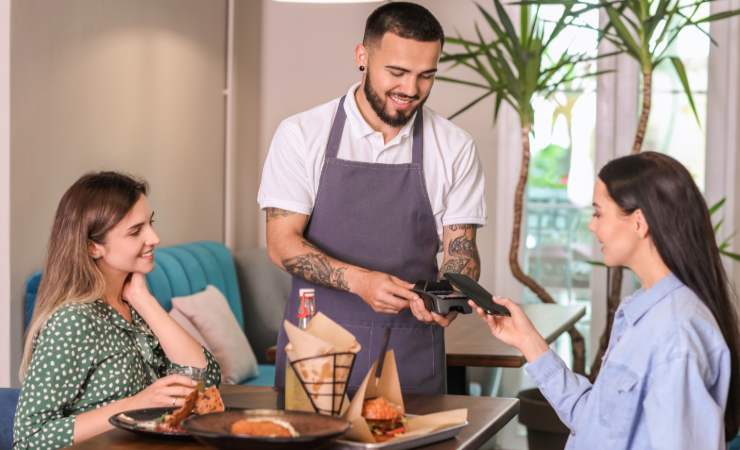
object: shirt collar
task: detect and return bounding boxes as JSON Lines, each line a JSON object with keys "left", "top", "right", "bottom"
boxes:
{"left": 95, "top": 299, "right": 151, "bottom": 335}
{"left": 343, "top": 82, "right": 417, "bottom": 142}
{"left": 620, "top": 272, "right": 683, "bottom": 325}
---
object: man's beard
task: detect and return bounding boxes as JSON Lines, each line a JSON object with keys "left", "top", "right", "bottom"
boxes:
{"left": 363, "top": 71, "right": 425, "bottom": 127}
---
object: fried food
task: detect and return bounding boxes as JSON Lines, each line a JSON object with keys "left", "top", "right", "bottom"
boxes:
{"left": 160, "top": 388, "right": 200, "bottom": 431}
{"left": 194, "top": 385, "right": 225, "bottom": 415}
{"left": 230, "top": 418, "right": 299, "bottom": 437}
{"left": 158, "top": 384, "right": 225, "bottom": 432}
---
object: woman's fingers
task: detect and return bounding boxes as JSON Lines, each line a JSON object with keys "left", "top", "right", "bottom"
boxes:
{"left": 158, "top": 374, "right": 196, "bottom": 387}
{"left": 468, "top": 300, "right": 507, "bottom": 335}
{"left": 468, "top": 300, "right": 486, "bottom": 318}
{"left": 157, "top": 395, "right": 185, "bottom": 408}
{"left": 160, "top": 385, "right": 195, "bottom": 398}
{"left": 493, "top": 296, "right": 522, "bottom": 315}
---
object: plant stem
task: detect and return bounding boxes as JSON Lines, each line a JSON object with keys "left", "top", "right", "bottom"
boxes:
{"left": 510, "top": 124, "right": 586, "bottom": 375}
{"left": 632, "top": 69, "right": 652, "bottom": 154}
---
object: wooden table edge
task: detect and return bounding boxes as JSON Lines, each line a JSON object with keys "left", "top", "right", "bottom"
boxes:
{"left": 446, "top": 305, "right": 587, "bottom": 369}
{"left": 446, "top": 355, "right": 525, "bottom": 368}
{"left": 460, "top": 398, "right": 520, "bottom": 450}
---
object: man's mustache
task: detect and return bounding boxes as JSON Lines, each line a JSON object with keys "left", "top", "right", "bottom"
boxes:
{"left": 388, "top": 92, "right": 420, "bottom": 101}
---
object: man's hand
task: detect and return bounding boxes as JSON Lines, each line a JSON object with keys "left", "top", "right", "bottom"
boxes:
{"left": 409, "top": 297, "right": 458, "bottom": 327}
{"left": 351, "top": 272, "right": 418, "bottom": 314}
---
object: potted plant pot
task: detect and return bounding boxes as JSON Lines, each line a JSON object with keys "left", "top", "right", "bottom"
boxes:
{"left": 518, "top": 388, "right": 569, "bottom": 450}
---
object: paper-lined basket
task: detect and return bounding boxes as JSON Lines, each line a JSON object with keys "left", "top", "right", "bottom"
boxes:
{"left": 290, "top": 351, "right": 356, "bottom": 415}
{"left": 283, "top": 313, "right": 361, "bottom": 416}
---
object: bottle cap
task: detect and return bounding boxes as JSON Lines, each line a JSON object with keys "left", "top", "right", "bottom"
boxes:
{"left": 299, "top": 288, "right": 315, "bottom": 298}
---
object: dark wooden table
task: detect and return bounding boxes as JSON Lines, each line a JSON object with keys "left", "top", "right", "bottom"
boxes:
{"left": 445, "top": 303, "right": 586, "bottom": 393}
{"left": 68, "top": 385, "right": 519, "bottom": 450}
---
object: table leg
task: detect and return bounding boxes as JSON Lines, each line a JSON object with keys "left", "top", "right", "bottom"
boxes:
{"left": 447, "top": 365, "right": 467, "bottom": 395}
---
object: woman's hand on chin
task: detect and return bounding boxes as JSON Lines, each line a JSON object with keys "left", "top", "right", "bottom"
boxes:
{"left": 122, "top": 272, "right": 154, "bottom": 306}
{"left": 467, "top": 298, "right": 549, "bottom": 363}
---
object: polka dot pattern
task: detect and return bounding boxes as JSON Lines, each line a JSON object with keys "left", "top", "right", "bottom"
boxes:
{"left": 13, "top": 300, "right": 221, "bottom": 449}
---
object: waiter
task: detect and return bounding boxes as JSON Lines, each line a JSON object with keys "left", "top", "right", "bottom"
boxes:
{"left": 258, "top": 2, "right": 486, "bottom": 395}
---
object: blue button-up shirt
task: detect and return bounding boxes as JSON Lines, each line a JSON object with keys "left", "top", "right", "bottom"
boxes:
{"left": 526, "top": 273, "right": 731, "bottom": 450}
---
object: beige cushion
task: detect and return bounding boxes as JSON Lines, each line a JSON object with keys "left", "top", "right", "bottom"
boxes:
{"left": 169, "top": 307, "right": 207, "bottom": 347}
{"left": 171, "top": 285, "right": 259, "bottom": 383}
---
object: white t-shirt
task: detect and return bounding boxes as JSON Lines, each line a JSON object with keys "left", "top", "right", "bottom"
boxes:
{"left": 257, "top": 83, "right": 487, "bottom": 242}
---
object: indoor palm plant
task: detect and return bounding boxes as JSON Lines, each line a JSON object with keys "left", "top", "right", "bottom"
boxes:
{"left": 439, "top": 4, "right": 607, "bottom": 447}
{"left": 439, "top": 0, "right": 607, "bottom": 376}
{"left": 555, "top": 0, "right": 740, "bottom": 379}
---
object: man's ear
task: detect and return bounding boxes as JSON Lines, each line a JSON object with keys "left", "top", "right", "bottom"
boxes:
{"left": 633, "top": 209, "right": 650, "bottom": 239}
{"left": 355, "top": 43, "right": 368, "bottom": 70}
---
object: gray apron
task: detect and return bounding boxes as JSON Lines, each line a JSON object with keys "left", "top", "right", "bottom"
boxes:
{"left": 275, "top": 95, "right": 445, "bottom": 395}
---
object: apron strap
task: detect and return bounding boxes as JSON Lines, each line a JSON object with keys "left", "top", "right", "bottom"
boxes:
{"left": 325, "top": 96, "right": 348, "bottom": 159}
{"left": 411, "top": 110, "right": 424, "bottom": 165}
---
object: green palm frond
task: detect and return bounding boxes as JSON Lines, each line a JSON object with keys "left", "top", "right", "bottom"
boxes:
{"left": 440, "top": 0, "right": 604, "bottom": 129}
{"left": 537, "top": 0, "right": 740, "bottom": 127}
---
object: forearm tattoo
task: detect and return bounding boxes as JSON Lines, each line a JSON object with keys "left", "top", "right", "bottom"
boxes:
{"left": 266, "top": 207, "right": 300, "bottom": 221}
{"left": 440, "top": 225, "right": 481, "bottom": 280}
{"left": 446, "top": 224, "right": 476, "bottom": 232}
{"left": 282, "top": 240, "right": 351, "bottom": 291}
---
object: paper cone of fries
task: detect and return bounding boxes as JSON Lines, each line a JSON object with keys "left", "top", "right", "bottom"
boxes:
{"left": 284, "top": 313, "right": 361, "bottom": 415}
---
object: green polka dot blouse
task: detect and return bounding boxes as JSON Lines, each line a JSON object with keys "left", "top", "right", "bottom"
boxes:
{"left": 13, "top": 300, "right": 221, "bottom": 449}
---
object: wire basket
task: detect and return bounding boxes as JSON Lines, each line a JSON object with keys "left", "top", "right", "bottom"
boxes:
{"left": 289, "top": 351, "right": 356, "bottom": 416}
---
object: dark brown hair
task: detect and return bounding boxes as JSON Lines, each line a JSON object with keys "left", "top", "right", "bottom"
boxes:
{"left": 364, "top": 2, "right": 444, "bottom": 48}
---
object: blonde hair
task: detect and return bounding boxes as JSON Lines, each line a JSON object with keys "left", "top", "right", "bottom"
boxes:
{"left": 19, "top": 172, "right": 148, "bottom": 380}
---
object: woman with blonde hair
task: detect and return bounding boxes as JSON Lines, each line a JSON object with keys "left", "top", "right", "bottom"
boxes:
{"left": 13, "top": 172, "right": 220, "bottom": 449}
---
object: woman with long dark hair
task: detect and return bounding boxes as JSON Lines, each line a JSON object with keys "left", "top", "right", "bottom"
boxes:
{"left": 470, "top": 152, "right": 739, "bottom": 449}
{"left": 14, "top": 172, "right": 220, "bottom": 449}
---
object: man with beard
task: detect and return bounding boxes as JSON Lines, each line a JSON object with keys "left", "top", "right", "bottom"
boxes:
{"left": 258, "top": 2, "right": 486, "bottom": 395}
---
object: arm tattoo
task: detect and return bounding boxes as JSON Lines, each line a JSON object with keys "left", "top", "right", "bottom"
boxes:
{"left": 440, "top": 224, "right": 481, "bottom": 280}
{"left": 266, "top": 207, "right": 300, "bottom": 221}
{"left": 446, "top": 224, "right": 476, "bottom": 232}
{"left": 281, "top": 241, "right": 351, "bottom": 291}
{"left": 449, "top": 235, "right": 477, "bottom": 259}
{"left": 440, "top": 258, "right": 469, "bottom": 274}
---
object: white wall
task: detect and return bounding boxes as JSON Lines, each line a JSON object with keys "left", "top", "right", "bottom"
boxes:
{"left": 1, "top": 0, "right": 11, "bottom": 388}
{"left": 8, "top": 0, "right": 228, "bottom": 386}
{"left": 234, "top": 0, "right": 262, "bottom": 252}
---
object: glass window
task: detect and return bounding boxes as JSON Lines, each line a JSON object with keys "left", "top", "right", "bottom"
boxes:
{"left": 644, "top": 2, "right": 710, "bottom": 190}
{"left": 523, "top": 4, "right": 599, "bottom": 365}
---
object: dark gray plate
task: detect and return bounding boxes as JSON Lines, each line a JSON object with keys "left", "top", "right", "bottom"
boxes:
{"left": 182, "top": 408, "right": 351, "bottom": 449}
{"left": 109, "top": 407, "right": 191, "bottom": 439}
